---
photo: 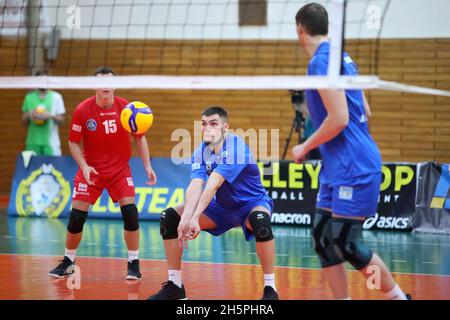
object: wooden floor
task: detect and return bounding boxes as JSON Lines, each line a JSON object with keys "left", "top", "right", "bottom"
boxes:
{"left": 1, "top": 213, "right": 449, "bottom": 300}
{"left": 0, "top": 254, "right": 449, "bottom": 300}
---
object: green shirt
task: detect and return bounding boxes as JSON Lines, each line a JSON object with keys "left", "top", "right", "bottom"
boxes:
{"left": 22, "top": 90, "right": 65, "bottom": 155}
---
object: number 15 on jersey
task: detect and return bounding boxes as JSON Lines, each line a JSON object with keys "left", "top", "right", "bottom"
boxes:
{"left": 103, "top": 119, "right": 117, "bottom": 134}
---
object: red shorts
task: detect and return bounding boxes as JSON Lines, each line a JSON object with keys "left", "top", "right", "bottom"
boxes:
{"left": 72, "top": 166, "right": 135, "bottom": 204}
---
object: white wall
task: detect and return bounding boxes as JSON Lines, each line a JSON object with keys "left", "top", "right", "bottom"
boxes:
{"left": 5, "top": 0, "right": 450, "bottom": 39}
{"left": 377, "top": 0, "right": 450, "bottom": 39}
{"left": 345, "top": 0, "right": 450, "bottom": 39}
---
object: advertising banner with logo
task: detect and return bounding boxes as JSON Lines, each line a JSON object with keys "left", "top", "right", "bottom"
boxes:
{"left": 8, "top": 155, "right": 190, "bottom": 219}
{"left": 364, "top": 163, "right": 416, "bottom": 231}
{"left": 9, "top": 155, "right": 74, "bottom": 218}
{"left": 264, "top": 161, "right": 416, "bottom": 231}
{"left": 261, "top": 160, "right": 320, "bottom": 227}
{"left": 8, "top": 155, "right": 417, "bottom": 231}
{"left": 413, "top": 162, "right": 450, "bottom": 234}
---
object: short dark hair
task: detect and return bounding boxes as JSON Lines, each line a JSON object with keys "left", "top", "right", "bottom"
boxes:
{"left": 295, "top": 3, "right": 328, "bottom": 36}
{"left": 34, "top": 70, "right": 48, "bottom": 76}
{"left": 201, "top": 106, "right": 228, "bottom": 122}
{"left": 94, "top": 66, "right": 115, "bottom": 75}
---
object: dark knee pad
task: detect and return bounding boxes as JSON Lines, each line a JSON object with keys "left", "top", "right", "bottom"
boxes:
{"left": 67, "top": 208, "right": 88, "bottom": 234}
{"left": 248, "top": 211, "right": 274, "bottom": 242}
{"left": 332, "top": 218, "right": 373, "bottom": 270}
{"left": 160, "top": 207, "right": 181, "bottom": 240}
{"left": 312, "top": 209, "right": 345, "bottom": 268}
{"left": 121, "top": 204, "right": 139, "bottom": 231}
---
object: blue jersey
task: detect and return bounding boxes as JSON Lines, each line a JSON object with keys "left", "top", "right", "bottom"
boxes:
{"left": 305, "top": 42, "right": 382, "bottom": 185}
{"left": 190, "top": 134, "right": 268, "bottom": 210}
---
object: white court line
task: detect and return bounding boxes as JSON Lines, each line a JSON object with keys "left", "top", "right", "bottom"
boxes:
{"left": 392, "top": 260, "right": 408, "bottom": 263}
{"left": 422, "top": 261, "right": 438, "bottom": 264}
{"left": 229, "top": 252, "right": 289, "bottom": 257}
{"left": 0, "top": 252, "right": 449, "bottom": 278}
{"left": 364, "top": 239, "right": 450, "bottom": 247}
{"left": 194, "top": 250, "right": 211, "bottom": 254}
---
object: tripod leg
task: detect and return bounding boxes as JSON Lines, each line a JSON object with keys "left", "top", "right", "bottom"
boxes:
{"left": 282, "top": 118, "right": 297, "bottom": 160}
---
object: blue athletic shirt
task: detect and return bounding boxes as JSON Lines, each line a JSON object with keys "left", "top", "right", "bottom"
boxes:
{"left": 305, "top": 41, "right": 382, "bottom": 185}
{"left": 190, "top": 134, "right": 268, "bottom": 210}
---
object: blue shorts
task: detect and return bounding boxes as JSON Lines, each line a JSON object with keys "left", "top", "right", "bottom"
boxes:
{"left": 203, "top": 195, "right": 273, "bottom": 241}
{"left": 316, "top": 173, "right": 381, "bottom": 218}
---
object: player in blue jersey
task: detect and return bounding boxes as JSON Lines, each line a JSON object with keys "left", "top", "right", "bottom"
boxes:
{"left": 292, "top": 3, "right": 410, "bottom": 300}
{"left": 147, "top": 106, "right": 278, "bottom": 300}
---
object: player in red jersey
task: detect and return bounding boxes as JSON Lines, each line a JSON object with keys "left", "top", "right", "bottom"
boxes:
{"left": 49, "top": 66, "right": 157, "bottom": 280}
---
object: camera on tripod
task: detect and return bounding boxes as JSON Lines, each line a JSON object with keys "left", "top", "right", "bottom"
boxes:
{"left": 282, "top": 90, "right": 306, "bottom": 160}
{"left": 290, "top": 90, "right": 305, "bottom": 110}
{"left": 290, "top": 90, "right": 306, "bottom": 130}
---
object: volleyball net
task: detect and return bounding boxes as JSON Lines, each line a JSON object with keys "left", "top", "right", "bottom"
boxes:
{"left": 0, "top": 0, "right": 448, "bottom": 97}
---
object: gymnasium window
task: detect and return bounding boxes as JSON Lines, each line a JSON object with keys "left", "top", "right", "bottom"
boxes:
{"left": 239, "top": 0, "right": 267, "bottom": 26}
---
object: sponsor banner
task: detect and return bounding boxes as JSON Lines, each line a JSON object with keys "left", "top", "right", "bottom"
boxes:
{"left": 8, "top": 155, "right": 190, "bottom": 219}
{"left": 364, "top": 163, "right": 416, "bottom": 231}
{"left": 8, "top": 155, "right": 73, "bottom": 218}
{"left": 260, "top": 161, "right": 319, "bottom": 227}
{"left": 413, "top": 162, "right": 450, "bottom": 234}
{"left": 8, "top": 155, "right": 417, "bottom": 231}
{"left": 263, "top": 161, "right": 416, "bottom": 231}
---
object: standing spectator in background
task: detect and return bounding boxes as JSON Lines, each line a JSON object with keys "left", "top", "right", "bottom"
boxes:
{"left": 22, "top": 70, "right": 66, "bottom": 156}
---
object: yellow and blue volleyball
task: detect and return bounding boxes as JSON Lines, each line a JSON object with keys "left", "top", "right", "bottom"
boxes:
{"left": 33, "top": 106, "right": 47, "bottom": 125}
{"left": 120, "top": 101, "right": 154, "bottom": 135}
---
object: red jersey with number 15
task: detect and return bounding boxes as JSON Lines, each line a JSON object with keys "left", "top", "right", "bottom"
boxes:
{"left": 69, "top": 96, "right": 131, "bottom": 177}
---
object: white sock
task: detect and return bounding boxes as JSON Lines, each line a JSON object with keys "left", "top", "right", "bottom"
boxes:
{"left": 264, "top": 273, "right": 276, "bottom": 291}
{"left": 384, "top": 284, "right": 407, "bottom": 300}
{"left": 64, "top": 248, "right": 77, "bottom": 262}
{"left": 339, "top": 297, "right": 352, "bottom": 300}
{"left": 128, "top": 250, "right": 139, "bottom": 262}
{"left": 168, "top": 269, "right": 182, "bottom": 288}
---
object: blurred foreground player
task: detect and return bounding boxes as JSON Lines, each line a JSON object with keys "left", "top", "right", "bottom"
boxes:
{"left": 49, "top": 66, "right": 157, "bottom": 280}
{"left": 292, "top": 3, "right": 410, "bottom": 300}
{"left": 148, "top": 107, "right": 278, "bottom": 300}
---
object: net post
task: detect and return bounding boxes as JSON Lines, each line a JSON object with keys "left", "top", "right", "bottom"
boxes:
{"left": 26, "top": 0, "right": 45, "bottom": 75}
{"left": 328, "top": 0, "right": 345, "bottom": 84}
